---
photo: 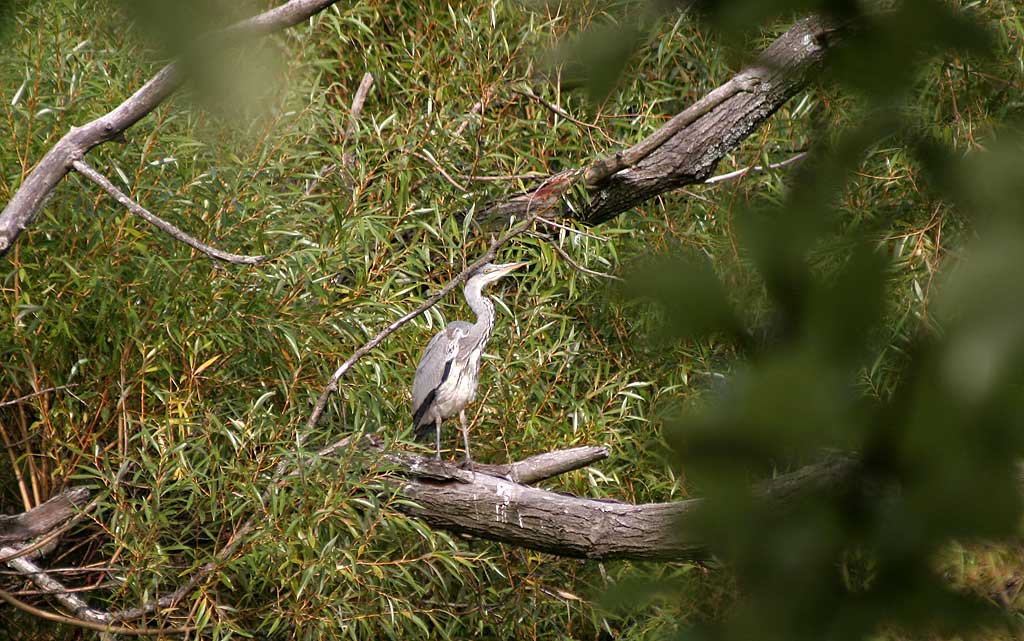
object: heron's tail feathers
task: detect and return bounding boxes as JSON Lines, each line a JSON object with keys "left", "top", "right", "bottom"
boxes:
{"left": 413, "top": 420, "right": 437, "bottom": 442}
{"left": 412, "top": 391, "right": 437, "bottom": 442}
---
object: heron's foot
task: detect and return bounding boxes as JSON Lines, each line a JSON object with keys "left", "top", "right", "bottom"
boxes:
{"left": 459, "top": 457, "right": 475, "bottom": 471}
{"left": 435, "top": 460, "right": 456, "bottom": 476}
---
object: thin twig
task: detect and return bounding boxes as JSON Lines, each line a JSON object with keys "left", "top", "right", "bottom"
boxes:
{"left": 0, "top": 469, "right": 120, "bottom": 632}
{"left": 531, "top": 233, "right": 623, "bottom": 282}
{"left": 0, "top": 386, "right": 74, "bottom": 408}
{"left": 511, "top": 88, "right": 600, "bottom": 131}
{"left": 0, "top": 587, "right": 197, "bottom": 636}
{"left": 678, "top": 188, "right": 714, "bottom": 204}
{"left": 1, "top": 548, "right": 113, "bottom": 624}
{"left": 453, "top": 84, "right": 497, "bottom": 138}
{"left": 410, "top": 151, "right": 468, "bottom": 192}
{"left": 703, "top": 151, "right": 808, "bottom": 184}
{"left": 0, "top": 1, "right": 337, "bottom": 632}
{"left": 304, "top": 233, "right": 511, "bottom": 432}
{"left": 333, "top": 71, "right": 375, "bottom": 182}
{"left": 535, "top": 215, "right": 609, "bottom": 242}
{"left": 0, "top": 0, "right": 342, "bottom": 257}
{"left": 456, "top": 172, "right": 548, "bottom": 183}
{"left": 72, "top": 160, "right": 265, "bottom": 265}
{"left": 0, "top": 463, "right": 128, "bottom": 561}
{"left": 109, "top": 519, "right": 256, "bottom": 622}
{"left": 9, "top": 580, "right": 115, "bottom": 596}
{"left": 111, "top": 433, "right": 352, "bottom": 621}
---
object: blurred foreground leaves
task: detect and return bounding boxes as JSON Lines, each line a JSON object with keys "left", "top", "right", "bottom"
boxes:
{"left": 611, "top": 1, "right": 1024, "bottom": 637}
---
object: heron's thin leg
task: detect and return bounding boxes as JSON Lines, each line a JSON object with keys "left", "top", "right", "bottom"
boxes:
{"left": 459, "top": 409, "right": 473, "bottom": 468}
{"left": 431, "top": 409, "right": 442, "bottom": 460}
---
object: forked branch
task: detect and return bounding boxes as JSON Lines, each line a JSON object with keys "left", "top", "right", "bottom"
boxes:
{"left": 0, "top": 0, "right": 341, "bottom": 259}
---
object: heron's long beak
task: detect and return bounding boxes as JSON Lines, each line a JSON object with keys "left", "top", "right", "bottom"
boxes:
{"left": 495, "top": 260, "right": 528, "bottom": 274}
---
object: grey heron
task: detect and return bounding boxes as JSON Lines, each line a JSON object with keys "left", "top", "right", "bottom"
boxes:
{"left": 411, "top": 261, "right": 528, "bottom": 464}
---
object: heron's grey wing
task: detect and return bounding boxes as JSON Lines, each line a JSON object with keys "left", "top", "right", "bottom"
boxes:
{"left": 411, "top": 321, "right": 472, "bottom": 431}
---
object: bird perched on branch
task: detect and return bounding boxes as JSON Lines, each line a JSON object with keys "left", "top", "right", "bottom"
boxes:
{"left": 412, "top": 261, "right": 528, "bottom": 465}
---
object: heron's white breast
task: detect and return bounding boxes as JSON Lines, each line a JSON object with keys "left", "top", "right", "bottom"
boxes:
{"left": 434, "top": 347, "right": 483, "bottom": 418}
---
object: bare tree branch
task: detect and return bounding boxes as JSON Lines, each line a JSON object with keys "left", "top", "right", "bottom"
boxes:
{"left": 71, "top": 160, "right": 265, "bottom": 264}
{"left": 511, "top": 87, "right": 604, "bottom": 132}
{"left": 474, "top": 15, "right": 838, "bottom": 228}
{"left": 108, "top": 517, "right": 257, "bottom": 622}
{"left": 582, "top": 73, "right": 764, "bottom": 186}
{"left": 0, "top": 586, "right": 197, "bottom": 636}
{"left": 345, "top": 72, "right": 375, "bottom": 140}
{"left": 0, "top": 488, "right": 90, "bottom": 546}
{"left": 703, "top": 151, "right": 808, "bottom": 184}
{"left": 0, "top": 2, "right": 343, "bottom": 630}
{"left": 411, "top": 150, "right": 468, "bottom": 192}
{"left": 395, "top": 449, "right": 859, "bottom": 561}
{"left": 0, "top": 0, "right": 341, "bottom": 257}
{"left": 0, "top": 386, "right": 74, "bottom": 409}
{"left": 367, "top": 438, "right": 609, "bottom": 485}
{"left": 532, "top": 232, "right": 623, "bottom": 281}
{"left": 1, "top": 549, "right": 112, "bottom": 625}
{"left": 473, "top": 445, "right": 609, "bottom": 483}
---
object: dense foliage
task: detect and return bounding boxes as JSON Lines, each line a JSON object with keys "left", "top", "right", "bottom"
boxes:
{"left": 1, "top": 0, "right": 1023, "bottom": 639}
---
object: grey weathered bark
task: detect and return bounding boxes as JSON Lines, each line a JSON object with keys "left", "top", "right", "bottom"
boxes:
{"left": 393, "top": 447, "right": 859, "bottom": 561}
{"left": 402, "top": 467, "right": 710, "bottom": 561}
{"left": 474, "top": 15, "right": 838, "bottom": 228}
{"left": 1, "top": 446, "right": 858, "bottom": 565}
{"left": 0, "top": 488, "right": 89, "bottom": 545}
{"left": 0, "top": 7, "right": 854, "bottom": 628}
{"left": 0, "top": 442, "right": 859, "bottom": 636}
{"left": 0, "top": 0, "right": 341, "bottom": 258}
{"left": 1, "top": 548, "right": 112, "bottom": 625}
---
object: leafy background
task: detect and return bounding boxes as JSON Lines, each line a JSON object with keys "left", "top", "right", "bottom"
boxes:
{"left": 1, "top": 0, "right": 1023, "bottom": 639}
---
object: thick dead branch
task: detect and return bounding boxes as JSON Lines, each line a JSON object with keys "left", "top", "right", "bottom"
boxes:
{"left": 0, "top": 488, "right": 197, "bottom": 634}
{"left": 474, "top": 15, "right": 837, "bottom": 228}
{"left": 0, "top": 488, "right": 89, "bottom": 545}
{"left": 386, "top": 446, "right": 859, "bottom": 561}
{"left": 0, "top": 0, "right": 340, "bottom": 257}
{"left": 704, "top": 151, "right": 808, "bottom": 184}
{"left": 477, "top": 445, "right": 610, "bottom": 483}
{"left": 0, "top": 443, "right": 862, "bottom": 623}
{"left": 0, "top": 586, "right": 197, "bottom": 636}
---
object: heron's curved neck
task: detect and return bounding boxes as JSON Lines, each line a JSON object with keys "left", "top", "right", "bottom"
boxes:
{"left": 464, "top": 279, "right": 495, "bottom": 338}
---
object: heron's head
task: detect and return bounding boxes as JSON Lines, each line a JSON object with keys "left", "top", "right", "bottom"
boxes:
{"left": 468, "top": 261, "right": 528, "bottom": 289}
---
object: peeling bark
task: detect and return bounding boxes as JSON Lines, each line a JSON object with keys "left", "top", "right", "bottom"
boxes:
{"left": 473, "top": 15, "right": 838, "bottom": 229}
{"left": 581, "top": 15, "right": 834, "bottom": 225}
